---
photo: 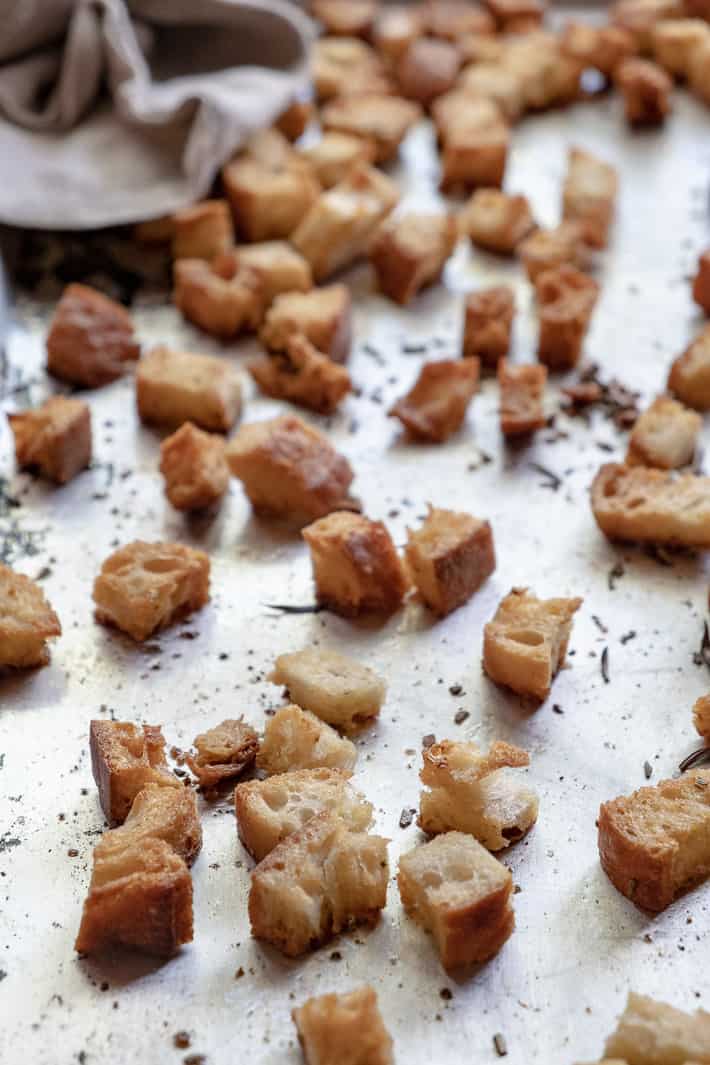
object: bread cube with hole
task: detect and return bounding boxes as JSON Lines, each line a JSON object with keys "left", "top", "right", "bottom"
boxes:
{"left": 463, "top": 286, "right": 514, "bottom": 366}
{"left": 89, "top": 720, "right": 180, "bottom": 824}
{"left": 186, "top": 718, "right": 259, "bottom": 787}
{"left": 257, "top": 705, "right": 358, "bottom": 775}
{"left": 405, "top": 506, "right": 495, "bottom": 616}
{"left": 460, "top": 189, "right": 535, "bottom": 255}
{"left": 390, "top": 359, "right": 479, "bottom": 442}
{"left": 518, "top": 221, "right": 587, "bottom": 282}
{"left": 8, "top": 395, "right": 91, "bottom": 484}
{"left": 136, "top": 346, "right": 241, "bottom": 432}
{"left": 626, "top": 396, "right": 701, "bottom": 469}
{"left": 171, "top": 199, "right": 234, "bottom": 261}
{"left": 0, "top": 564, "right": 61, "bottom": 668}
{"left": 370, "top": 212, "right": 457, "bottom": 305}
{"left": 293, "top": 986, "right": 394, "bottom": 1065}
{"left": 321, "top": 94, "right": 421, "bottom": 164}
{"left": 536, "top": 264, "right": 600, "bottom": 371}
{"left": 230, "top": 242, "right": 312, "bottom": 306}
{"left": 269, "top": 647, "right": 386, "bottom": 731}
{"left": 173, "top": 257, "right": 263, "bottom": 338}
{"left": 260, "top": 284, "right": 352, "bottom": 364}
{"left": 498, "top": 359, "right": 547, "bottom": 436}
{"left": 159, "top": 422, "right": 229, "bottom": 511}
{"left": 694, "top": 694, "right": 710, "bottom": 740}
{"left": 249, "top": 336, "right": 351, "bottom": 415}
{"left": 615, "top": 57, "right": 673, "bottom": 124}
{"left": 668, "top": 327, "right": 710, "bottom": 409}
{"left": 562, "top": 147, "right": 618, "bottom": 249}
{"left": 603, "top": 992, "right": 710, "bottom": 1065}
{"left": 46, "top": 283, "right": 140, "bottom": 387}
{"left": 300, "top": 132, "right": 377, "bottom": 190}
{"left": 591, "top": 463, "right": 710, "bottom": 547}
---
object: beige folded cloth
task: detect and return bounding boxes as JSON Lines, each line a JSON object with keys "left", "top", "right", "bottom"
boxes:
{"left": 0, "top": 0, "right": 314, "bottom": 229}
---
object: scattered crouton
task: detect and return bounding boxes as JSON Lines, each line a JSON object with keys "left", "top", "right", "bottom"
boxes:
{"left": 321, "top": 94, "right": 421, "bottom": 164}
{"left": 536, "top": 264, "right": 600, "bottom": 371}
{"left": 159, "top": 422, "right": 229, "bottom": 511}
{"left": 427, "top": 1, "right": 496, "bottom": 39}
{"left": 293, "top": 986, "right": 394, "bottom": 1065}
{"left": 504, "top": 32, "right": 583, "bottom": 111}
{"left": 300, "top": 132, "right": 377, "bottom": 190}
{"left": 591, "top": 463, "right": 710, "bottom": 547}
{"left": 46, "top": 283, "right": 140, "bottom": 388}
{"left": 173, "top": 257, "right": 263, "bottom": 338}
{"left": 0, "top": 564, "right": 61, "bottom": 669}
{"left": 603, "top": 993, "right": 710, "bottom": 1064}
{"left": 8, "top": 396, "right": 91, "bottom": 484}
{"left": 397, "top": 38, "right": 461, "bottom": 107}
{"left": 249, "top": 336, "right": 351, "bottom": 415}
{"left": 668, "top": 326, "right": 710, "bottom": 409}
{"left": 311, "top": 0, "right": 377, "bottom": 38}
{"left": 405, "top": 506, "right": 496, "bottom": 616}
{"left": 431, "top": 89, "right": 503, "bottom": 144}
{"left": 689, "top": 34, "right": 710, "bottom": 106}
{"left": 561, "top": 22, "right": 637, "bottom": 78}
{"left": 136, "top": 345, "right": 242, "bottom": 433}
{"left": 89, "top": 720, "right": 180, "bottom": 824}
{"left": 615, "top": 57, "right": 673, "bottom": 124}
{"left": 257, "top": 705, "right": 358, "bottom": 775}
{"left": 440, "top": 119, "right": 510, "bottom": 193}
{"left": 398, "top": 831, "right": 514, "bottom": 968}
{"left": 226, "top": 414, "right": 356, "bottom": 523}
{"left": 611, "top": 0, "right": 685, "bottom": 55}
{"left": 456, "top": 63, "right": 526, "bottom": 122}
{"left": 370, "top": 212, "right": 457, "bottom": 305}
{"left": 518, "top": 221, "right": 587, "bottom": 282}
{"left": 93, "top": 540, "right": 210, "bottom": 642}
{"left": 229, "top": 242, "right": 312, "bottom": 306}
{"left": 389, "top": 359, "right": 479, "bottom": 443}
{"left": 652, "top": 18, "right": 710, "bottom": 78}
{"left": 313, "top": 37, "right": 392, "bottom": 102}
{"left": 95, "top": 784, "right": 202, "bottom": 868}
{"left": 460, "top": 189, "right": 535, "bottom": 255}
{"left": 562, "top": 147, "right": 618, "bottom": 249}
{"left": 458, "top": 34, "right": 506, "bottom": 66}
{"left": 269, "top": 647, "right": 386, "bottom": 731}
{"left": 186, "top": 718, "right": 259, "bottom": 787}
{"left": 303, "top": 511, "right": 409, "bottom": 617}
{"left": 373, "top": 5, "right": 424, "bottom": 62}
{"left": 692, "top": 250, "right": 710, "bottom": 315}
{"left": 498, "top": 359, "right": 547, "bottom": 436}
{"left": 598, "top": 767, "right": 710, "bottom": 911}
{"left": 483, "top": 587, "right": 582, "bottom": 700}
{"left": 693, "top": 694, "right": 710, "bottom": 740}
{"left": 275, "top": 98, "right": 314, "bottom": 142}
{"left": 626, "top": 396, "right": 701, "bottom": 469}
{"left": 484, "top": 0, "right": 546, "bottom": 32}
{"left": 260, "top": 284, "right": 352, "bottom": 364}
{"left": 463, "top": 286, "right": 515, "bottom": 367}
{"left": 249, "top": 812, "right": 388, "bottom": 957}
{"left": 171, "top": 200, "right": 234, "bottom": 261}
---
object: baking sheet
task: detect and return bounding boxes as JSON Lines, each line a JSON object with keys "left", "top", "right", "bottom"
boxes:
{"left": 2, "top": 20, "right": 710, "bottom": 1065}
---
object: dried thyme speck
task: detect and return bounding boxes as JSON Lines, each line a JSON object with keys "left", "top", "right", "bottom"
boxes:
{"left": 235, "top": 967, "right": 245, "bottom": 979}
{"left": 448, "top": 684, "right": 463, "bottom": 696}
{"left": 173, "top": 1032, "right": 191, "bottom": 1050}
{"left": 529, "top": 461, "right": 562, "bottom": 491}
{"left": 422, "top": 733, "right": 436, "bottom": 748}
{"left": 440, "top": 988, "right": 453, "bottom": 1000}
{"left": 608, "top": 561, "right": 625, "bottom": 591}
{"left": 643, "top": 760, "right": 653, "bottom": 780}
{"left": 591, "top": 614, "right": 608, "bottom": 634}
{"left": 399, "top": 808, "right": 416, "bottom": 829}
{"left": 692, "top": 622, "right": 710, "bottom": 669}
{"left": 552, "top": 704, "right": 564, "bottom": 715}
{"left": 601, "top": 647, "right": 610, "bottom": 684}
{"left": 620, "top": 630, "right": 636, "bottom": 645}
{"left": 454, "top": 709, "right": 469, "bottom": 725}
{"left": 493, "top": 1033, "right": 508, "bottom": 1057}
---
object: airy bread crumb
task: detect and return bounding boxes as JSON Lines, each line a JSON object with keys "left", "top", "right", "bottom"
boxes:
{"left": 269, "top": 647, "right": 386, "bottom": 731}
{"left": 405, "top": 505, "right": 496, "bottom": 616}
{"left": 159, "top": 422, "right": 229, "bottom": 511}
{"left": 8, "top": 395, "right": 91, "bottom": 484}
{"left": 293, "top": 986, "right": 394, "bottom": 1065}
{"left": 249, "top": 336, "right": 351, "bottom": 415}
{"left": 0, "top": 564, "right": 61, "bottom": 668}
{"left": 46, "top": 283, "right": 140, "bottom": 388}
{"left": 171, "top": 199, "right": 233, "bottom": 261}
{"left": 257, "top": 704, "right": 358, "bottom": 775}
{"left": 603, "top": 992, "right": 710, "bottom": 1065}
{"left": 668, "top": 326, "right": 710, "bottom": 409}
{"left": 389, "top": 358, "right": 479, "bottom": 442}
{"left": 498, "top": 359, "right": 547, "bottom": 436}
{"left": 89, "top": 720, "right": 180, "bottom": 824}
{"left": 95, "top": 783, "right": 202, "bottom": 868}
{"left": 186, "top": 719, "right": 259, "bottom": 787}
{"left": 463, "top": 286, "right": 515, "bottom": 366}
{"left": 136, "top": 345, "right": 242, "bottom": 433}
{"left": 591, "top": 462, "right": 710, "bottom": 547}
{"left": 626, "top": 396, "right": 701, "bottom": 469}
{"left": 370, "top": 212, "right": 457, "bottom": 305}
{"left": 260, "top": 284, "right": 352, "bottom": 364}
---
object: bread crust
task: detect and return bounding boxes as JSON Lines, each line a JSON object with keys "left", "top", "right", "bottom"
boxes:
{"left": 185, "top": 718, "right": 259, "bottom": 787}
{"left": 668, "top": 327, "right": 710, "bottom": 410}
{"left": 536, "top": 264, "right": 600, "bottom": 371}
{"left": 693, "top": 694, "right": 710, "bottom": 740}
{"left": 256, "top": 704, "right": 358, "bottom": 775}
{"left": 321, "top": 94, "right": 421, "bottom": 164}
{"left": 8, "top": 396, "right": 91, "bottom": 485}
{"left": 159, "top": 422, "right": 229, "bottom": 511}
{"left": 173, "top": 258, "right": 263, "bottom": 339}
{"left": 249, "top": 336, "right": 351, "bottom": 415}
{"left": 301, "top": 132, "right": 377, "bottom": 190}
{"left": 171, "top": 199, "right": 233, "bottom": 261}
{"left": 370, "top": 212, "right": 457, "bottom": 305}
{"left": 463, "top": 286, "right": 515, "bottom": 366}
{"left": 498, "top": 358, "right": 547, "bottom": 436}
{"left": 562, "top": 147, "right": 618, "bottom": 249}
{"left": 0, "top": 563, "right": 61, "bottom": 668}
{"left": 440, "top": 120, "right": 510, "bottom": 193}
{"left": 90, "top": 720, "right": 180, "bottom": 824}
{"left": 136, "top": 345, "right": 242, "bottom": 432}
{"left": 389, "top": 358, "right": 479, "bottom": 442}
{"left": 460, "top": 190, "right": 535, "bottom": 255}
{"left": 292, "top": 986, "right": 394, "bottom": 1065}
{"left": 603, "top": 992, "right": 710, "bottom": 1064}
{"left": 405, "top": 505, "right": 496, "bottom": 615}
{"left": 518, "top": 221, "right": 587, "bottom": 282}
{"left": 260, "top": 284, "right": 352, "bottom": 364}
{"left": 591, "top": 462, "right": 710, "bottom": 547}
{"left": 692, "top": 250, "right": 710, "bottom": 316}
{"left": 626, "top": 396, "right": 701, "bottom": 469}
{"left": 46, "top": 283, "right": 140, "bottom": 388}
{"left": 397, "top": 38, "right": 461, "bottom": 108}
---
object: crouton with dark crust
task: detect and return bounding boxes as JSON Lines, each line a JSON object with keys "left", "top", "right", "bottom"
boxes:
{"left": 8, "top": 396, "right": 91, "bottom": 484}
{"left": 46, "top": 283, "right": 140, "bottom": 388}
{"left": 405, "top": 506, "right": 496, "bottom": 616}
{"left": 389, "top": 359, "right": 479, "bottom": 442}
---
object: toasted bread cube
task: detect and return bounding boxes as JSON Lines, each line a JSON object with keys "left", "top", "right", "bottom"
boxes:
{"left": 370, "top": 212, "right": 458, "bottom": 305}
{"left": 249, "top": 336, "right": 351, "bottom": 415}
{"left": 389, "top": 359, "right": 479, "bottom": 443}
{"left": 269, "top": 648, "right": 386, "bottom": 731}
{"left": 236, "top": 767, "right": 373, "bottom": 860}
{"left": 626, "top": 396, "right": 701, "bottom": 469}
{"left": 604, "top": 993, "right": 710, "bottom": 1064}
{"left": 260, "top": 284, "right": 352, "bottom": 364}
{"left": 460, "top": 189, "right": 535, "bottom": 255}
{"left": 397, "top": 38, "right": 461, "bottom": 107}
{"left": 373, "top": 5, "right": 424, "bottom": 62}
{"left": 171, "top": 200, "right": 233, "bottom": 261}
{"left": 173, "top": 257, "right": 263, "bottom": 338}
{"left": 694, "top": 694, "right": 710, "bottom": 740}
{"left": 313, "top": 37, "right": 392, "bottom": 102}
{"left": 426, "top": 1, "right": 496, "bottom": 39}
{"left": 303, "top": 511, "right": 409, "bottom": 617}
{"left": 249, "top": 812, "right": 388, "bottom": 957}
{"left": 227, "top": 414, "right": 355, "bottom": 523}
{"left": 321, "top": 95, "right": 421, "bottom": 164}
{"left": 440, "top": 120, "right": 510, "bottom": 193}
{"left": 300, "top": 132, "right": 377, "bottom": 190}
{"left": 312, "top": 0, "right": 377, "bottom": 38}
{"left": 652, "top": 18, "right": 710, "bottom": 77}
{"left": 89, "top": 720, "right": 180, "bottom": 824}
{"left": 692, "top": 250, "right": 710, "bottom": 315}
{"left": 431, "top": 88, "right": 503, "bottom": 143}
{"left": 95, "top": 784, "right": 202, "bottom": 868}
{"left": 536, "top": 264, "right": 600, "bottom": 371}
{"left": 561, "top": 22, "right": 638, "bottom": 77}
{"left": 483, "top": 587, "right": 582, "bottom": 700}
{"left": 398, "top": 831, "right": 514, "bottom": 968}
{"left": 598, "top": 768, "right": 710, "bottom": 911}
{"left": 134, "top": 215, "right": 175, "bottom": 245}
{"left": 275, "top": 99, "right": 314, "bottom": 142}
{"left": 292, "top": 164, "right": 400, "bottom": 282}
{"left": 159, "top": 422, "right": 229, "bottom": 512}
{"left": 504, "top": 32, "right": 582, "bottom": 111}
{"left": 498, "top": 359, "right": 547, "bottom": 436}
{"left": 186, "top": 718, "right": 259, "bottom": 787}
{"left": 457, "top": 64, "right": 526, "bottom": 122}
{"left": 8, "top": 396, "right": 91, "bottom": 484}
{"left": 293, "top": 986, "right": 394, "bottom": 1065}
{"left": 258, "top": 705, "right": 358, "bottom": 775}
{"left": 93, "top": 540, "right": 210, "bottom": 642}
{"left": 591, "top": 462, "right": 710, "bottom": 547}
{"left": 0, "top": 564, "right": 61, "bottom": 668}
{"left": 229, "top": 242, "right": 312, "bottom": 306}
{"left": 612, "top": 0, "right": 684, "bottom": 54}
{"left": 615, "top": 57, "right": 673, "bottom": 124}
{"left": 405, "top": 506, "right": 496, "bottom": 616}
{"left": 463, "top": 287, "right": 514, "bottom": 367}
{"left": 562, "top": 147, "right": 618, "bottom": 249}
{"left": 136, "top": 345, "right": 241, "bottom": 433}
{"left": 518, "top": 221, "right": 587, "bottom": 282}
{"left": 46, "top": 283, "right": 140, "bottom": 388}
{"left": 689, "top": 34, "right": 710, "bottom": 105}
{"left": 484, "top": 0, "right": 546, "bottom": 30}
{"left": 668, "top": 327, "right": 710, "bottom": 409}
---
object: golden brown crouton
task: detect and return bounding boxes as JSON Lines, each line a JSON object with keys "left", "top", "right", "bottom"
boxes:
{"left": 563, "top": 147, "right": 619, "bottom": 249}
{"left": 303, "top": 511, "right": 409, "bottom": 617}
{"left": 611, "top": 0, "right": 684, "bottom": 54}
{"left": 483, "top": 587, "right": 582, "bottom": 700}
{"left": 694, "top": 694, "right": 710, "bottom": 740}
{"left": 456, "top": 63, "right": 526, "bottom": 122}
{"left": 159, "top": 422, "right": 229, "bottom": 512}
{"left": 8, "top": 396, "right": 91, "bottom": 485}
{"left": 236, "top": 767, "right": 373, "bottom": 860}
{"left": 249, "top": 336, "right": 351, "bottom": 415}
{"left": 173, "top": 257, "right": 263, "bottom": 339}
{"left": 504, "top": 32, "right": 583, "bottom": 111}
{"left": 598, "top": 768, "right": 710, "bottom": 912}
{"left": 275, "top": 98, "right": 314, "bottom": 142}
{"left": 518, "top": 221, "right": 587, "bottom": 282}
{"left": 459, "top": 189, "right": 535, "bottom": 255}
{"left": 293, "top": 986, "right": 394, "bottom": 1065}
{"left": 397, "top": 38, "right": 461, "bottom": 107}
{"left": 136, "top": 345, "right": 242, "bottom": 433}
{"left": 603, "top": 992, "right": 710, "bottom": 1064}
{"left": 93, "top": 540, "right": 210, "bottom": 642}
{"left": 463, "top": 286, "right": 515, "bottom": 367}
{"left": 561, "top": 22, "right": 638, "bottom": 78}
{"left": 95, "top": 784, "right": 202, "bottom": 868}
{"left": 226, "top": 414, "right": 355, "bottom": 523}
{"left": 536, "top": 264, "right": 600, "bottom": 371}
{"left": 626, "top": 396, "right": 701, "bottom": 469}
{"left": 652, "top": 18, "right": 710, "bottom": 77}
{"left": 668, "top": 326, "right": 710, "bottom": 409}
{"left": 590, "top": 463, "right": 710, "bottom": 547}
{"left": 300, "top": 132, "right": 377, "bottom": 190}
{"left": 249, "top": 811, "right": 389, "bottom": 957}
{"left": 313, "top": 37, "right": 391, "bottom": 102}
{"left": 0, "top": 564, "right": 61, "bottom": 669}
{"left": 692, "top": 250, "right": 710, "bottom": 315}
{"left": 229, "top": 242, "right": 312, "bottom": 306}
{"left": 389, "top": 359, "right": 479, "bottom": 443}
{"left": 260, "top": 284, "right": 352, "bottom": 364}
{"left": 484, "top": 0, "right": 546, "bottom": 31}
{"left": 321, "top": 94, "right": 421, "bottom": 164}
{"left": 46, "top": 283, "right": 140, "bottom": 388}
{"left": 398, "top": 831, "right": 514, "bottom": 968}
{"left": 373, "top": 5, "right": 424, "bottom": 63}
{"left": 257, "top": 705, "right": 358, "bottom": 775}
{"left": 689, "top": 34, "right": 710, "bottom": 105}
{"left": 370, "top": 212, "right": 458, "bottom": 305}
{"left": 89, "top": 720, "right": 180, "bottom": 825}
{"left": 426, "top": 1, "right": 496, "bottom": 39}
{"left": 431, "top": 88, "right": 503, "bottom": 143}
{"left": 269, "top": 647, "right": 386, "bottom": 732}
{"left": 171, "top": 200, "right": 234, "bottom": 261}
{"left": 185, "top": 718, "right": 259, "bottom": 787}
{"left": 615, "top": 57, "right": 673, "bottom": 124}
{"left": 498, "top": 359, "right": 547, "bottom": 436}
{"left": 311, "top": 0, "right": 378, "bottom": 38}
{"left": 440, "top": 119, "right": 510, "bottom": 193}
{"left": 405, "top": 506, "right": 496, "bottom": 616}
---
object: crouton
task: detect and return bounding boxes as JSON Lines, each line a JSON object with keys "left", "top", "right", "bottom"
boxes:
{"left": 95, "top": 784, "right": 202, "bottom": 868}
{"left": 0, "top": 564, "right": 61, "bottom": 668}
{"left": 460, "top": 189, "right": 535, "bottom": 255}
{"left": 249, "top": 811, "right": 388, "bottom": 956}
{"left": 313, "top": 37, "right": 392, "bottom": 102}
{"left": 186, "top": 718, "right": 259, "bottom": 787}
{"left": 590, "top": 463, "right": 710, "bottom": 547}
{"left": 498, "top": 359, "right": 547, "bottom": 436}
{"left": 89, "top": 720, "right": 180, "bottom": 824}
{"left": 300, "top": 132, "right": 377, "bottom": 190}
{"left": 440, "top": 120, "right": 510, "bottom": 193}
{"left": 561, "top": 22, "right": 638, "bottom": 78}
{"left": 463, "top": 286, "right": 515, "bottom": 367}
{"left": 652, "top": 18, "right": 710, "bottom": 77}
{"left": 373, "top": 5, "right": 424, "bottom": 62}
{"left": 136, "top": 345, "right": 241, "bottom": 433}
{"left": 419, "top": 739, "right": 539, "bottom": 850}
{"left": 236, "top": 767, "right": 373, "bottom": 860}
{"left": 302, "top": 511, "right": 409, "bottom": 617}
{"left": 689, "top": 34, "right": 710, "bottom": 105}
{"left": 292, "top": 164, "right": 400, "bottom": 283}
{"left": 426, "top": 1, "right": 496, "bottom": 39}
{"left": 171, "top": 200, "right": 234, "bottom": 261}
{"left": 431, "top": 88, "right": 503, "bottom": 144}
{"left": 269, "top": 648, "right": 386, "bottom": 731}
{"left": 536, "top": 264, "right": 600, "bottom": 371}
{"left": 227, "top": 242, "right": 312, "bottom": 307}
{"left": 321, "top": 94, "right": 421, "bottom": 164}
{"left": 370, "top": 212, "right": 458, "bottom": 305}
{"left": 173, "top": 257, "right": 263, "bottom": 338}
{"left": 504, "top": 32, "right": 582, "bottom": 111}
{"left": 458, "top": 34, "right": 506, "bottom": 66}
{"left": 249, "top": 336, "right": 351, "bottom": 415}
{"left": 562, "top": 147, "right": 618, "bottom": 249}
{"left": 257, "top": 705, "right": 358, "bottom": 775}
{"left": 8, "top": 396, "right": 91, "bottom": 484}
{"left": 692, "top": 250, "right": 710, "bottom": 315}
{"left": 159, "top": 422, "right": 229, "bottom": 512}
{"left": 275, "top": 98, "right": 314, "bottom": 142}
{"left": 397, "top": 831, "right": 514, "bottom": 968}
{"left": 134, "top": 215, "right": 174, "bottom": 245}
{"left": 46, "top": 283, "right": 140, "bottom": 388}
{"left": 518, "top": 221, "right": 587, "bottom": 282}
{"left": 611, "top": 0, "right": 684, "bottom": 54}
{"left": 260, "top": 285, "right": 352, "bottom": 364}
{"left": 615, "top": 57, "right": 673, "bottom": 124}
{"left": 405, "top": 506, "right": 496, "bottom": 616}
{"left": 389, "top": 359, "right": 479, "bottom": 443}
{"left": 483, "top": 587, "right": 583, "bottom": 700}
{"left": 484, "top": 0, "right": 546, "bottom": 31}
{"left": 626, "top": 396, "right": 701, "bottom": 469}
{"left": 668, "top": 326, "right": 710, "bottom": 409}
{"left": 311, "top": 0, "right": 377, "bottom": 38}
{"left": 293, "top": 986, "right": 394, "bottom": 1065}
{"left": 598, "top": 768, "right": 710, "bottom": 911}
{"left": 93, "top": 540, "right": 210, "bottom": 642}
{"left": 456, "top": 64, "right": 526, "bottom": 122}
{"left": 603, "top": 992, "right": 710, "bottom": 1064}
{"left": 226, "top": 414, "right": 355, "bottom": 523}
{"left": 694, "top": 695, "right": 710, "bottom": 740}
{"left": 397, "top": 38, "right": 461, "bottom": 107}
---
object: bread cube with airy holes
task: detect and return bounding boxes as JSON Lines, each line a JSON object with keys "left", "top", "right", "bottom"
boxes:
{"left": 173, "top": 257, "right": 263, "bottom": 338}
{"left": 604, "top": 993, "right": 710, "bottom": 1064}
{"left": 313, "top": 37, "right": 392, "bottom": 102}
{"left": 257, "top": 705, "right": 358, "bottom": 775}
{"left": 562, "top": 147, "right": 618, "bottom": 249}
{"left": 463, "top": 287, "right": 514, "bottom": 367}
{"left": 269, "top": 647, "right": 386, "bottom": 732}
{"left": 692, "top": 250, "right": 710, "bottom": 316}
{"left": 460, "top": 189, "right": 535, "bottom": 255}
{"left": 626, "top": 396, "right": 701, "bottom": 470}
{"left": 159, "top": 422, "right": 229, "bottom": 512}
{"left": 311, "top": 0, "right": 378, "bottom": 38}
{"left": 0, "top": 564, "right": 61, "bottom": 668}
{"left": 321, "top": 94, "right": 421, "bottom": 164}
{"left": 171, "top": 200, "right": 234, "bottom": 261}
{"left": 440, "top": 120, "right": 510, "bottom": 193}
{"left": 693, "top": 694, "right": 710, "bottom": 740}
{"left": 46, "top": 283, "right": 140, "bottom": 387}
{"left": 518, "top": 221, "right": 587, "bottom": 282}
{"left": 397, "top": 831, "right": 514, "bottom": 968}
{"left": 483, "top": 587, "right": 582, "bottom": 700}
{"left": 536, "top": 264, "right": 600, "bottom": 371}
{"left": 260, "top": 284, "right": 352, "bottom": 364}
{"left": 591, "top": 463, "right": 710, "bottom": 547}
{"left": 293, "top": 986, "right": 394, "bottom": 1065}
{"left": 652, "top": 18, "right": 710, "bottom": 78}
{"left": 370, "top": 212, "right": 458, "bottom": 305}
{"left": 8, "top": 396, "right": 91, "bottom": 484}
{"left": 95, "top": 784, "right": 202, "bottom": 868}
{"left": 136, "top": 346, "right": 242, "bottom": 432}
{"left": 89, "top": 720, "right": 180, "bottom": 824}
{"left": 669, "top": 326, "right": 710, "bottom": 409}
{"left": 249, "top": 336, "right": 351, "bottom": 415}
{"left": 615, "top": 57, "right": 673, "bottom": 124}
{"left": 228, "top": 243, "right": 312, "bottom": 306}
{"left": 303, "top": 511, "right": 409, "bottom": 617}
{"left": 389, "top": 359, "right": 479, "bottom": 443}
{"left": 405, "top": 506, "right": 496, "bottom": 616}
{"left": 498, "top": 359, "right": 547, "bottom": 436}
{"left": 373, "top": 5, "right": 424, "bottom": 62}
{"left": 93, "top": 540, "right": 210, "bottom": 642}
{"left": 300, "top": 132, "right": 377, "bottom": 190}
{"left": 689, "top": 34, "right": 710, "bottom": 105}
{"left": 397, "top": 38, "right": 461, "bottom": 108}
{"left": 186, "top": 718, "right": 258, "bottom": 787}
